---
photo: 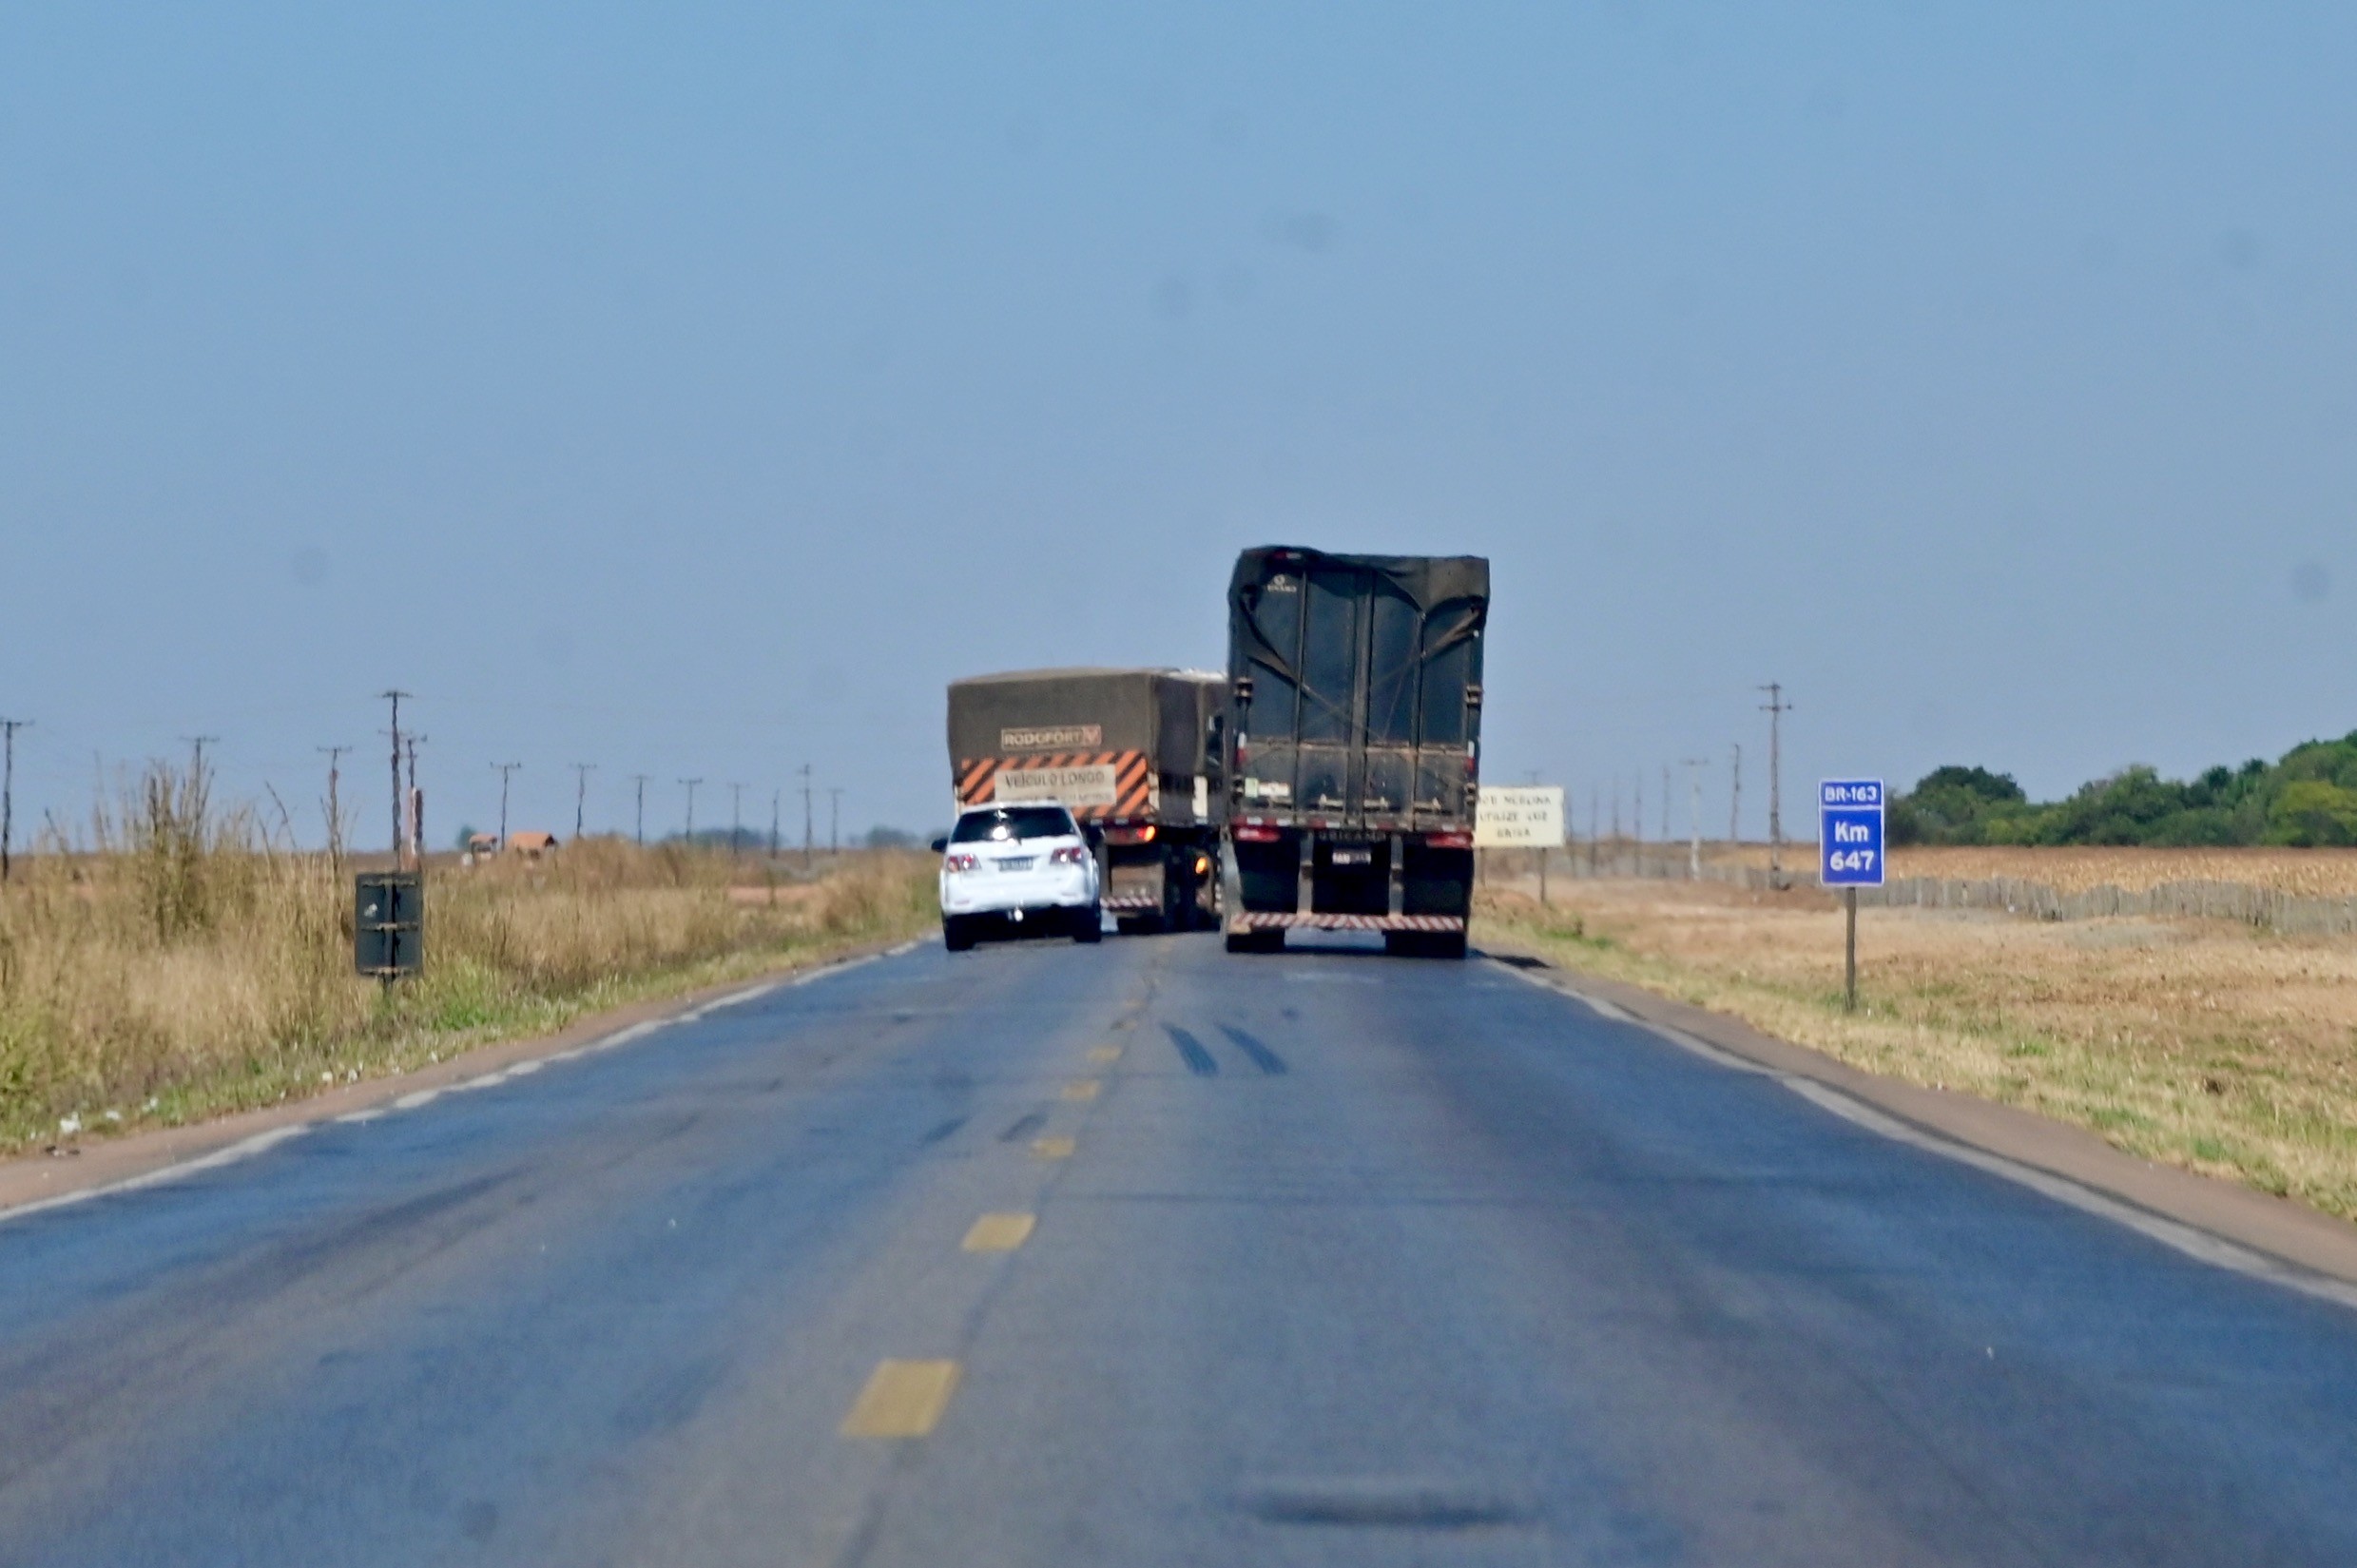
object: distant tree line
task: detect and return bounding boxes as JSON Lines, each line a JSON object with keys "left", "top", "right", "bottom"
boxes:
{"left": 1891, "top": 733, "right": 2357, "bottom": 847}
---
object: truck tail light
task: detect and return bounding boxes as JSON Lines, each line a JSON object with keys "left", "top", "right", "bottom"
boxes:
{"left": 1232, "top": 823, "right": 1281, "bottom": 842}
{"left": 1050, "top": 845, "right": 1089, "bottom": 866}
{"left": 1425, "top": 830, "right": 1474, "bottom": 849}
{"left": 944, "top": 852, "right": 980, "bottom": 872}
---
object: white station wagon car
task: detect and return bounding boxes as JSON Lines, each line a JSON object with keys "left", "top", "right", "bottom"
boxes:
{"left": 937, "top": 803, "right": 1103, "bottom": 951}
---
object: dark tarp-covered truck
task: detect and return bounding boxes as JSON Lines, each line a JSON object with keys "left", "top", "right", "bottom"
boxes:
{"left": 946, "top": 668, "right": 1227, "bottom": 933}
{"left": 1216, "top": 548, "right": 1489, "bottom": 958}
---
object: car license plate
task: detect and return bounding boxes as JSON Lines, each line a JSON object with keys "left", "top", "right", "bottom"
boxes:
{"left": 1330, "top": 848, "right": 1372, "bottom": 866}
{"left": 997, "top": 857, "right": 1035, "bottom": 872}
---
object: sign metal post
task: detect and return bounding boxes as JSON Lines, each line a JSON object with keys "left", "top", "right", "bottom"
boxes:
{"left": 1818, "top": 779, "right": 1884, "bottom": 1013}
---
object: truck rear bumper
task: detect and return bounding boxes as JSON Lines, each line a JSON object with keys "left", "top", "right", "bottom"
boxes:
{"left": 1102, "top": 893, "right": 1164, "bottom": 913}
{"left": 1225, "top": 912, "right": 1465, "bottom": 933}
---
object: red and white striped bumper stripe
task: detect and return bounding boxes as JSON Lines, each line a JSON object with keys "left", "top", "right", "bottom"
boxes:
{"left": 1226, "top": 912, "right": 1466, "bottom": 933}
{"left": 1101, "top": 893, "right": 1162, "bottom": 912}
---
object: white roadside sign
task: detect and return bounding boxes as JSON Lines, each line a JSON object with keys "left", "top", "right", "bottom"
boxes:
{"left": 994, "top": 765, "right": 1119, "bottom": 809}
{"left": 1475, "top": 785, "right": 1565, "bottom": 848}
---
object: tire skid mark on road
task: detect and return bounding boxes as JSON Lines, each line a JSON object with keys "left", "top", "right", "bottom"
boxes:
{"left": 1218, "top": 1025, "right": 1288, "bottom": 1076}
{"left": 1164, "top": 1025, "right": 1219, "bottom": 1077}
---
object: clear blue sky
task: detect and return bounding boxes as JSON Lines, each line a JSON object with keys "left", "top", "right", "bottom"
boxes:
{"left": 5, "top": 4, "right": 2353, "bottom": 844}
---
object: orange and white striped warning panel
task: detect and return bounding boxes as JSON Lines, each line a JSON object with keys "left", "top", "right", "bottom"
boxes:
{"left": 1227, "top": 912, "right": 1466, "bottom": 933}
{"left": 955, "top": 752, "right": 1151, "bottom": 821}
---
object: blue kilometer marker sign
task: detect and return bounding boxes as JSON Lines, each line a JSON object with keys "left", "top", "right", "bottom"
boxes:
{"left": 1819, "top": 779, "right": 1885, "bottom": 887}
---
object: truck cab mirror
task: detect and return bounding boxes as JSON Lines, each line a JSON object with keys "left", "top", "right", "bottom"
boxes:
{"left": 929, "top": 837, "right": 948, "bottom": 854}
{"left": 1204, "top": 713, "right": 1227, "bottom": 783}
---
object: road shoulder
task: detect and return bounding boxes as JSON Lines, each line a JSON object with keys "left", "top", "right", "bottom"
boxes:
{"left": 1487, "top": 950, "right": 2357, "bottom": 1293}
{"left": 0, "top": 939, "right": 916, "bottom": 1222}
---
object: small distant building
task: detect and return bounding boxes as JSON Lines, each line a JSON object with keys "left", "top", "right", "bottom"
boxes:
{"left": 465, "top": 833, "right": 501, "bottom": 861}
{"left": 508, "top": 830, "right": 560, "bottom": 860}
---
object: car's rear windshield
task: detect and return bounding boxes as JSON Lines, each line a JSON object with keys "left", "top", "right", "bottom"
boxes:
{"left": 951, "top": 805, "right": 1079, "bottom": 843}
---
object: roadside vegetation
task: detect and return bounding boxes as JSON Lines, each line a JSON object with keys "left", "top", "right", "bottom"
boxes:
{"left": 1478, "top": 876, "right": 2357, "bottom": 1223}
{"left": 0, "top": 759, "right": 937, "bottom": 1153}
{"left": 1893, "top": 731, "right": 2357, "bottom": 846}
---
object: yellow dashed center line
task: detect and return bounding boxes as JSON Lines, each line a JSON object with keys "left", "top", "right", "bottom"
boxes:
{"left": 1062, "top": 1079, "right": 1101, "bottom": 1102}
{"left": 961, "top": 1212, "right": 1037, "bottom": 1252}
{"left": 840, "top": 1359, "right": 962, "bottom": 1438}
{"left": 1032, "top": 1135, "right": 1075, "bottom": 1160}
{"left": 1087, "top": 1046, "right": 1121, "bottom": 1065}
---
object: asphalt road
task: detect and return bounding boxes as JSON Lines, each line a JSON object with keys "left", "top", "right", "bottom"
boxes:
{"left": 4, "top": 932, "right": 2357, "bottom": 1566}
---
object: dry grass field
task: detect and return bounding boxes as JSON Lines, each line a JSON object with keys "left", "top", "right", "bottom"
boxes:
{"left": 0, "top": 764, "right": 937, "bottom": 1152}
{"left": 1699, "top": 842, "right": 2357, "bottom": 896}
{"left": 1478, "top": 873, "right": 2357, "bottom": 1223}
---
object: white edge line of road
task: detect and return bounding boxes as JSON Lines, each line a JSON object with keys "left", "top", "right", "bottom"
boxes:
{"left": 0, "top": 946, "right": 905, "bottom": 1231}
{"left": 1491, "top": 958, "right": 2357, "bottom": 1315}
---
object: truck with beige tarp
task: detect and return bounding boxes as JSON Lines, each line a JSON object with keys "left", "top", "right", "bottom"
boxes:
{"left": 945, "top": 668, "right": 1226, "bottom": 932}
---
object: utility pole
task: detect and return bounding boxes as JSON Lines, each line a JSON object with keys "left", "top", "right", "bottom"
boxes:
{"left": 0, "top": 718, "right": 29, "bottom": 882}
{"left": 798, "top": 763, "right": 814, "bottom": 868}
{"left": 180, "top": 734, "right": 220, "bottom": 779}
{"left": 379, "top": 690, "right": 411, "bottom": 863}
{"left": 770, "top": 789, "right": 782, "bottom": 859}
{"left": 1682, "top": 759, "right": 1709, "bottom": 880}
{"left": 493, "top": 762, "right": 521, "bottom": 847}
{"left": 1760, "top": 683, "right": 1791, "bottom": 888}
{"left": 1729, "top": 743, "right": 1743, "bottom": 845}
{"left": 570, "top": 764, "right": 595, "bottom": 842}
{"left": 319, "top": 745, "right": 351, "bottom": 868}
{"left": 729, "top": 783, "right": 744, "bottom": 860}
{"left": 1588, "top": 784, "right": 1599, "bottom": 875}
{"left": 630, "top": 774, "right": 650, "bottom": 845}
{"left": 1633, "top": 773, "right": 1643, "bottom": 852}
{"left": 680, "top": 778, "right": 703, "bottom": 842}
{"left": 829, "top": 787, "right": 841, "bottom": 855}
{"left": 404, "top": 735, "right": 426, "bottom": 861}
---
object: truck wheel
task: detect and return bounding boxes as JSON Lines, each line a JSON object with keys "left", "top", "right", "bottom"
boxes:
{"left": 943, "top": 917, "right": 976, "bottom": 953}
{"left": 1072, "top": 906, "right": 1104, "bottom": 944}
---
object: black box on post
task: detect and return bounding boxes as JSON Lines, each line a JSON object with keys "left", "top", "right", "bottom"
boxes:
{"left": 355, "top": 871, "right": 424, "bottom": 977}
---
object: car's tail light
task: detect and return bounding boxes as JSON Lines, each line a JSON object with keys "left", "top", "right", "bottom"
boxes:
{"left": 1050, "top": 845, "right": 1089, "bottom": 866}
{"left": 1425, "top": 830, "right": 1474, "bottom": 849}
{"left": 1232, "top": 823, "right": 1281, "bottom": 842}
{"left": 944, "top": 852, "right": 980, "bottom": 872}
